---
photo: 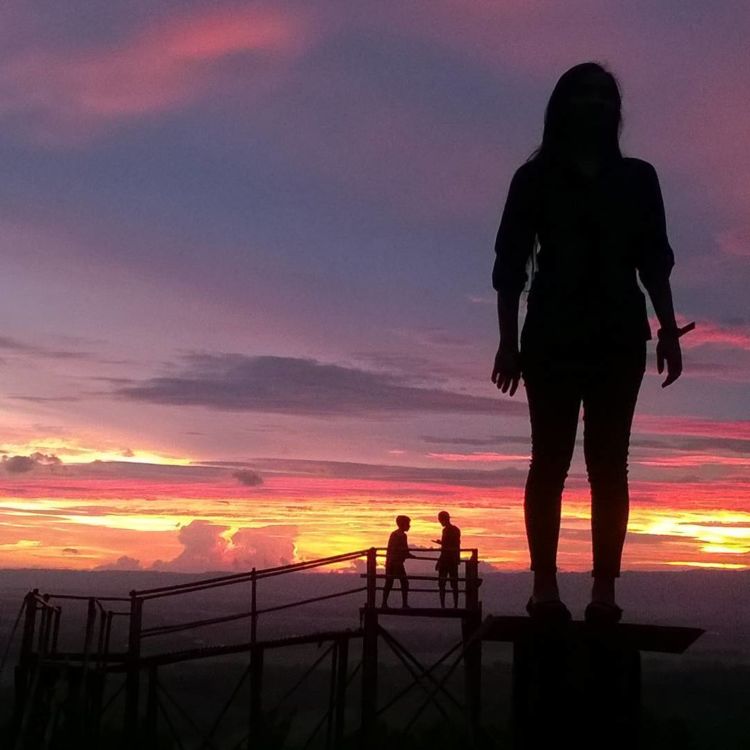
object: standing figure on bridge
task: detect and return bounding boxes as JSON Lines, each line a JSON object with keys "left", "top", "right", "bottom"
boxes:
{"left": 433, "top": 511, "right": 461, "bottom": 608}
{"left": 382, "top": 515, "right": 415, "bottom": 608}
{"left": 490, "top": 62, "right": 693, "bottom": 623}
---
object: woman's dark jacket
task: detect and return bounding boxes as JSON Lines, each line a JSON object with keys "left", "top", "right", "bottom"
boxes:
{"left": 492, "top": 155, "right": 674, "bottom": 362}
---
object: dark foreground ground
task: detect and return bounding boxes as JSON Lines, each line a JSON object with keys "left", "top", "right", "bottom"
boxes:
{"left": 0, "top": 568, "right": 748, "bottom": 748}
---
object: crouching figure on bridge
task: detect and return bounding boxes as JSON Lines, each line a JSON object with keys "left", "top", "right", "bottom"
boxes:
{"left": 433, "top": 511, "right": 461, "bottom": 608}
{"left": 382, "top": 515, "right": 415, "bottom": 608}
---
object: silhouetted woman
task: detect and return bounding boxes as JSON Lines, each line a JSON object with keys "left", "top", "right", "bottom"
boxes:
{"left": 490, "top": 62, "right": 693, "bottom": 623}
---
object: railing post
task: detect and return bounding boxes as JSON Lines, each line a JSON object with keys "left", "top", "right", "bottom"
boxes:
{"left": 37, "top": 594, "right": 51, "bottom": 655}
{"left": 250, "top": 567, "right": 258, "bottom": 645}
{"left": 103, "top": 611, "right": 114, "bottom": 660}
{"left": 326, "top": 640, "right": 339, "bottom": 749}
{"left": 462, "top": 550, "right": 482, "bottom": 745}
{"left": 96, "top": 605, "right": 107, "bottom": 668}
{"left": 249, "top": 645, "right": 264, "bottom": 747}
{"left": 125, "top": 591, "right": 143, "bottom": 749}
{"left": 360, "top": 609, "right": 378, "bottom": 748}
{"left": 248, "top": 568, "right": 263, "bottom": 747}
{"left": 365, "top": 548, "right": 376, "bottom": 608}
{"left": 145, "top": 664, "right": 158, "bottom": 750}
{"left": 334, "top": 635, "right": 349, "bottom": 749}
{"left": 51, "top": 608, "right": 61, "bottom": 655}
{"left": 83, "top": 598, "right": 96, "bottom": 667}
{"left": 11, "top": 590, "right": 39, "bottom": 740}
{"left": 465, "top": 549, "right": 479, "bottom": 610}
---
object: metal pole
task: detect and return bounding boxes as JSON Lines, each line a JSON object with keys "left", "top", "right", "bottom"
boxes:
{"left": 360, "top": 609, "right": 378, "bottom": 748}
{"left": 334, "top": 636, "right": 349, "bottom": 749}
{"left": 248, "top": 645, "right": 264, "bottom": 747}
{"left": 465, "top": 550, "right": 479, "bottom": 610}
{"left": 462, "top": 612, "right": 482, "bottom": 746}
{"left": 145, "top": 664, "right": 158, "bottom": 750}
{"left": 463, "top": 551, "right": 481, "bottom": 745}
{"left": 37, "top": 594, "right": 50, "bottom": 655}
{"left": 83, "top": 598, "right": 96, "bottom": 668}
{"left": 365, "top": 548, "right": 376, "bottom": 608}
{"left": 250, "top": 568, "right": 258, "bottom": 645}
{"left": 103, "top": 611, "right": 114, "bottom": 660}
{"left": 326, "top": 641, "right": 339, "bottom": 749}
{"left": 51, "top": 608, "right": 61, "bottom": 655}
{"left": 11, "top": 590, "right": 38, "bottom": 740}
{"left": 125, "top": 592, "right": 143, "bottom": 749}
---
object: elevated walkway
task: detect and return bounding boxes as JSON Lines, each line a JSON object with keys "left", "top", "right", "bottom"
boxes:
{"left": 5, "top": 547, "right": 704, "bottom": 750}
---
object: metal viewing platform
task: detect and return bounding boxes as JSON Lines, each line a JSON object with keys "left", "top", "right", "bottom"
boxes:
{"left": 3, "top": 547, "right": 703, "bottom": 749}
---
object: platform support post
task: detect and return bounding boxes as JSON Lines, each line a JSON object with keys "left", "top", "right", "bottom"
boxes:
{"left": 124, "top": 592, "right": 143, "bottom": 749}
{"left": 334, "top": 635, "right": 349, "bottom": 749}
{"left": 510, "top": 627, "right": 642, "bottom": 749}
{"left": 249, "top": 645, "right": 264, "bottom": 747}
{"left": 361, "top": 607, "right": 378, "bottom": 748}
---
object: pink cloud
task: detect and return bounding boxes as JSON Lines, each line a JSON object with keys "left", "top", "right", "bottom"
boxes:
{"left": 0, "top": 5, "right": 314, "bottom": 143}
{"left": 647, "top": 316, "right": 750, "bottom": 352}
{"left": 153, "top": 519, "right": 298, "bottom": 572}
{"left": 635, "top": 454, "right": 750, "bottom": 468}
{"left": 426, "top": 451, "right": 529, "bottom": 462}
{"left": 634, "top": 415, "right": 750, "bottom": 442}
{"left": 684, "top": 322, "right": 750, "bottom": 351}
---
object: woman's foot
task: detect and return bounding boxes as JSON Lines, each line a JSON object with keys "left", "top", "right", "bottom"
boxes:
{"left": 591, "top": 576, "right": 616, "bottom": 606}
{"left": 584, "top": 600, "right": 623, "bottom": 624}
{"left": 526, "top": 596, "right": 572, "bottom": 622}
{"left": 532, "top": 571, "right": 561, "bottom": 603}
{"left": 587, "top": 575, "right": 621, "bottom": 623}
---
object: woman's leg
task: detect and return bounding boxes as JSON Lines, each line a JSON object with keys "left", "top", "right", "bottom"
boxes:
{"left": 523, "top": 365, "right": 582, "bottom": 600}
{"left": 582, "top": 346, "right": 646, "bottom": 601}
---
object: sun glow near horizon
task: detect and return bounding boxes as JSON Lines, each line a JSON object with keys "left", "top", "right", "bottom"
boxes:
{"left": 0, "top": 457, "right": 748, "bottom": 573}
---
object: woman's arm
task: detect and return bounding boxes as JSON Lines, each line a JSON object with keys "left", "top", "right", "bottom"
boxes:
{"left": 497, "top": 291, "right": 521, "bottom": 351}
{"left": 640, "top": 275, "right": 682, "bottom": 387}
{"left": 491, "top": 164, "right": 536, "bottom": 395}
{"left": 641, "top": 276, "right": 676, "bottom": 332}
{"left": 636, "top": 163, "right": 688, "bottom": 387}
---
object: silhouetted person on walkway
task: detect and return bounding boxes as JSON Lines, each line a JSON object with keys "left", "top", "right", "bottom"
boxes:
{"left": 433, "top": 511, "right": 461, "bottom": 608}
{"left": 382, "top": 515, "right": 415, "bottom": 608}
{"left": 490, "top": 61, "right": 694, "bottom": 624}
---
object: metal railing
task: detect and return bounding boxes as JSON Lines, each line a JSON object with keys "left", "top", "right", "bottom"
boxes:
{"left": 8, "top": 545, "right": 484, "bottom": 748}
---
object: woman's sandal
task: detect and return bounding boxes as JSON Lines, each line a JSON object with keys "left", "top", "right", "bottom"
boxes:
{"left": 584, "top": 600, "right": 623, "bottom": 625}
{"left": 526, "top": 596, "right": 572, "bottom": 623}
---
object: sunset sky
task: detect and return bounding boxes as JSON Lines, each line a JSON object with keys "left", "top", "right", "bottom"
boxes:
{"left": 1, "top": 1, "right": 749, "bottom": 574}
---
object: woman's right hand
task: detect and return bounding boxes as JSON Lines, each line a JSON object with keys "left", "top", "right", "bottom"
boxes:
{"left": 656, "top": 335, "right": 682, "bottom": 387}
{"left": 491, "top": 344, "right": 521, "bottom": 396}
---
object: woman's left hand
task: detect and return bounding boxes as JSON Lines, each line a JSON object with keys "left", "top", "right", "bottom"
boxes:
{"left": 656, "top": 336, "right": 682, "bottom": 387}
{"left": 491, "top": 345, "right": 522, "bottom": 396}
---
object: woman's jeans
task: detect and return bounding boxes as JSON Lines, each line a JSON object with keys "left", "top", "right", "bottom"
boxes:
{"left": 521, "top": 342, "right": 647, "bottom": 578}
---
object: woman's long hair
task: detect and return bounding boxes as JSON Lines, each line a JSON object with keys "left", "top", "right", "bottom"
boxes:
{"left": 522, "top": 61, "right": 624, "bottom": 292}
{"left": 529, "top": 61, "right": 623, "bottom": 165}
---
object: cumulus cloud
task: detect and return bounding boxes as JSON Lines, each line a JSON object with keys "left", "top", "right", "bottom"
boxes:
{"left": 2, "top": 452, "right": 62, "bottom": 473}
{"left": 110, "top": 353, "right": 523, "bottom": 418}
{"left": 152, "top": 520, "right": 297, "bottom": 573}
{"left": 95, "top": 555, "right": 143, "bottom": 571}
{"left": 233, "top": 469, "right": 264, "bottom": 487}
